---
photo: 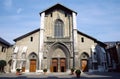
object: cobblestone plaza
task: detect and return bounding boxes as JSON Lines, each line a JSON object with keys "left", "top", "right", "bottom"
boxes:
{"left": 0, "top": 72, "right": 120, "bottom": 79}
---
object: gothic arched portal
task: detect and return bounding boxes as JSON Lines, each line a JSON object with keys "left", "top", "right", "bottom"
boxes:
{"left": 48, "top": 42, "right": 70, "bottom": 72}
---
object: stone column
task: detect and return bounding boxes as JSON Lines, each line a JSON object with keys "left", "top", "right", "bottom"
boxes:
{"left": 72, "top": 12, "right": 78, "bottom": 51}
{"left": 11, "top": 59, "right": 16, "bottom": 72}
{"left": 66, "top": 58, "right": 70, "bottom": 73}
{"left": 11, "top": 46, "right": 18, "bottom": 72}
{"left": 72, "top": 12, "right": 78, "bottom": 68}
{"left": 39, "top": 12, "right": 45, "bottom": 72}
{"left": 58, "top": 58, "right": 60, "bottom": 72}
{"left": 25, "top": 59, "right": 29, "bottom": 72}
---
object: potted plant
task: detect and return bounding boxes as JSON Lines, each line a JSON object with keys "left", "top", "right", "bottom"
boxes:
{"left": 16, "top": 68, "right": 21, "bottom": 75}
{"left": 43, "top": 68, "right": 47, "bottom": 74}
{"left": 70, "top": 68, "right": 75, "bottom": 75}
{"left": 75, "top": 69, "right": 81, "bottom": 78}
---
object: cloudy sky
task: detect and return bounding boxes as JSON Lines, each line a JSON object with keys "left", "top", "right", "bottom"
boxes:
{"left": 0, "top": 0, "right": 120, "bottom": 44}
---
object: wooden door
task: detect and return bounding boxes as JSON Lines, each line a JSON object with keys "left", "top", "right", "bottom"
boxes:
{"left": 81, "top": 59, "right": 88, "bottom": 72}
{"left": 22, "top": 61, "right": 26, "bottom": 72}
{"left": 22, "top": 67, "right": 25, "bottom": 72}
{"left": 60, "top": 58, "right": 66, "bottom": 72}
{"left": 51, "top": 59, "right": 58, "bottom": 72}
{"left": 30, "top": 59, "right": 36, "bottom": 72}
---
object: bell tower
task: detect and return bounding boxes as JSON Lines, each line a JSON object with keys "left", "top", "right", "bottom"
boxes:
{"left": 39, "top": 3, "right": 78, "bottom": 72}
{"left": 39, "top": 12, "right": 45, "bottom": 71}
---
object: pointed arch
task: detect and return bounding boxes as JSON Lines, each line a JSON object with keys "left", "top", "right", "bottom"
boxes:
{"left": 49, "top": 42, "right": 71, "bottom": 58}
{"left": 48, "top": 42, "right": 71, "bottom": 72}
{"left": 80, "top": 52, "right": 89, "bottom": 59}
{"left": 28, "top": 52, "right": 38, "bottom": 60}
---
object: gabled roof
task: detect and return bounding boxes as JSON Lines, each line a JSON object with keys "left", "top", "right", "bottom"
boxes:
{"left": 14, "top": 28, "right": 106, "bottom": 47}
{"left": 77, "top": 30, "right": 107, "bottom": 47}
{"left": 14, "top": 28, "right": 40, "bottom": 42}
{"left": 40, "top": 3, "right": 77, "bottom": 15}
{"left": 0, "top": 37, "right": 11, "bottom": 46}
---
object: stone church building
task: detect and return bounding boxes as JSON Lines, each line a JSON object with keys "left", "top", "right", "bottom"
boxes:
{"left": 11, "top": 4, "right": 108, "bottom": 73}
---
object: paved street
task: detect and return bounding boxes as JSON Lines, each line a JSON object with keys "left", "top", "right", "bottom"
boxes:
{"left": 0, "top": 72, "right": 120, "bottom": 79}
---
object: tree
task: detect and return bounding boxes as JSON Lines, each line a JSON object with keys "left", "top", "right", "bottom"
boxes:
{"left": 0, "top": 60, "right": 7, "bottom": 73}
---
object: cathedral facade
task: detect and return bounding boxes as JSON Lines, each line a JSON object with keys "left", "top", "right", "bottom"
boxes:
{"left": 11, "top": 4, "right": 108, "bottom": 73}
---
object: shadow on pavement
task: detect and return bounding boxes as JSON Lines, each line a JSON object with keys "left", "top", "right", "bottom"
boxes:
{"left": 0, "top": 76, "right": 84, "bottom": 79}
{"left": 0, "top": 72, "right": 120, "bottom": 79}
{"left": 84, "top": 72, "right": 120, "bottom": 79}
{"left": 0, "top": 76, "right": 119, "bottom": 79}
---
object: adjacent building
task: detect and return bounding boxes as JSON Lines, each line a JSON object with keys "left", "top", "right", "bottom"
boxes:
{"left": 11, "top": 4, "right": 108, "bottom": 73}
{"left": 105, "top": 41, "right": 120, "bottom": 72}
{"left": 0, "top": 37, "right": 12, "bottom": 73}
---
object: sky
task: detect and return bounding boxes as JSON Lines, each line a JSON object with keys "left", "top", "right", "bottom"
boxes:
{"left": 0, "top": 0, "right": 120, "bottom": 44}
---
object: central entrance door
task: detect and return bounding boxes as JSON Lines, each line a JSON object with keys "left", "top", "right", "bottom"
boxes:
{"left": 52, "top": 58, "right": 58, "bottom": 72}
{"left": 51, "top": 58, "right": 66, "bottom": 72}
{"left": 30, "top": 59, "right": 36, "bottom": 72}
{"left": 60, "top": 58, "right": 66, "bottom": 72}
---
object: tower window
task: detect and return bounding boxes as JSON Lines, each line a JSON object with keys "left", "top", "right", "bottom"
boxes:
{"left": 30, "top": 37, "right": 33, "bottom": 42}
{"left": 54, "top": 19, "right": 64, "bottom": 38}
{"left": 81, "top": 37, "right": 84, "bottom": 42}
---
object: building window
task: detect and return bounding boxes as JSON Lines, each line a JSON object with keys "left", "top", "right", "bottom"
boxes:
{"left": 54, "top": 19, "right": 63, "bottom": 38}
{"left": 1, "top": 46, "right": 6, "bottom": 52}
{"left": 51, "top": 13, "right": 52, "bottom": 17}
{"left": 94, "top": 52, "right": 97, "bottom": 60}
{"left": 65, "top": 13, "right": 67, "bottom": 17}
{"left": 81, "top": 37, "right": 84, "bottom": 42}
{"left": 30, "top": 37, "right": 33, "bottom": 42}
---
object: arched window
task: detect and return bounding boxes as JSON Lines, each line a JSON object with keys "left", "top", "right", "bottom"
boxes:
{"left": 54, "top": 19, "right": 63, "bottom": 38}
